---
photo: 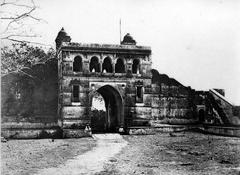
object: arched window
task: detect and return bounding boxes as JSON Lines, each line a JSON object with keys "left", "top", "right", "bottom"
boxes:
{"left": 102, "top": 57, "right": 113, "bottom": 73}
{"left": 73, "top": 56, "right": 82, "bottom": 72}
{"left": 132, "top": 59, "right": 140, "bottom": 74}
{"left": 115, "top": 58, "right": 125, "bottom": 73}
{"left": 90, "top": 57, "right": 100, "bottom": 72}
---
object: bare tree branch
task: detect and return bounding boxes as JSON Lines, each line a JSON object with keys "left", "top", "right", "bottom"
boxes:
{"left": 2, "top": 37, "right": 53, "bottom": 47}
{"left": 0, "top": 1, "right": 33, "bottom": 8}
{"left": 1, "top": 34, "right": 39, "bottom": 39}
{"left": 2, "top": 7, "right": 36, "bottom": 32}
{"left": 0, "top": 0, "right": 47, "bottom": 44}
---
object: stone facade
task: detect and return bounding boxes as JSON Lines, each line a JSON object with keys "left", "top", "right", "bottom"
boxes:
{"left": 1, "top": 28, "right": 237, "bottom": 138}
{"left": 56, "top": 29, "right": 153, "bottom": 134}
{"left": 55, "top": 29, "right": 201, "bottom": 135}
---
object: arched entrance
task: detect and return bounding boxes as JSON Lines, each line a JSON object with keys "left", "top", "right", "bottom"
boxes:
{"left": 90, "top": 85, "right": 124, "bottom": 133}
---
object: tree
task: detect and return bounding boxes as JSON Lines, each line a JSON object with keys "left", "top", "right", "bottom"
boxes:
{"left": 1, "top": 42, "right": 55, "bottom": 74}
{"left": 0, "top": 0, "right": 46, "bottom": 44}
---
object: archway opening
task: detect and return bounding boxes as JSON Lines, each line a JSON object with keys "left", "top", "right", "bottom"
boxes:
{"left": 73, "top": 56, "right": 82, "bottom": 72}
{"left": 90, "top": 92, "right": 106, "bottom": 132}
{"left": 132, "top": 59, "right": 140, "bottom": 74}
{"left": 102, "top": 57, "right": 113, "bottom": 73}
{"left": 90, "top": 57, "right": 100, "bottom": 72}
{"left": 90, "top": 85, "right": 123, "bottom": 133}
{"left": 115, "top": 58, "right": 125, "bottom": 73}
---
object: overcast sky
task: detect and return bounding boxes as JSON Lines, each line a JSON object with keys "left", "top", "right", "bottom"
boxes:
{"left": 2, "top": 0, "right": 240, "bottom": 105}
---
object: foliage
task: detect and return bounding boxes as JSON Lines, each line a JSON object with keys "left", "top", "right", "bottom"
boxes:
{"left": 1, "top": 42, "right": 55, "bottom": 74}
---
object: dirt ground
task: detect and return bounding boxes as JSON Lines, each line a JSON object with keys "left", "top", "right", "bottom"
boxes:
{"left": 98, "top": 132, "right": 240, "bottom": 175}
{"left": 1, "top": 132, "right": 240, "bottom": 175}
{"left": 1, "top": 138, "right": 96, "bottom": 175}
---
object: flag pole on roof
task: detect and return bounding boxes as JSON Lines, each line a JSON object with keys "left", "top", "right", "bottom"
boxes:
{"left": 120, "top": 18, "right": 122, "bottom": 44}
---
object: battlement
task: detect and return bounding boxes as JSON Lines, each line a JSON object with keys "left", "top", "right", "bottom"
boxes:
{"left": 60, "top": 42, "right": 151, "bottom": 54}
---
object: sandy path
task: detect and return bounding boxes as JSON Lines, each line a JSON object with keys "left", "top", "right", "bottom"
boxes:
{"left": 35, "top": 134, "right": 127, "bottom": 175}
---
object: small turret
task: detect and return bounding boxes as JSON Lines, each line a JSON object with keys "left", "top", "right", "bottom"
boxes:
{"left": 121, "top": 33, "right": 136, "bottom": 45}
{"left": 55, "top": 28, "right": 71, "bottom": 50}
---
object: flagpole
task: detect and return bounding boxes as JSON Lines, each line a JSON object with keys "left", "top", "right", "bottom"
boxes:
{"left": 120, "top": 18, "right": 122, "bottom": 44}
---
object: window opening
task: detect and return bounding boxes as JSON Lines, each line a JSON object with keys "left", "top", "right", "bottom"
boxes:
{"left": 115, "top": 58, "right": 125, "bottom": 73}
{"left": 90, "top": 57, "right": 100, "bottom": 72}
{"left": 73, "top": 56, "right": 82, "bottom": 72}
{"left": 132, "top": 59, "right": 140, "bottom": 74}
{"left": 136, "top": 86, "right": 143, "bottom": 103}
{"left": 72, "top": 85, "right": 80, "bottom": 102}
{"left": 102, "top": 57, "right": 113, "bottom": 73}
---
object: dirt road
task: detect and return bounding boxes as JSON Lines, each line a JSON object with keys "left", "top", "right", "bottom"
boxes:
{"left": 2, "top": 132, "right": 240, "bottom": 175}
{"left": 1, "top": 134, "right": 127, "bottom": 175}
{"left": 35, "top": 134, "right": 127, "bottom": 175}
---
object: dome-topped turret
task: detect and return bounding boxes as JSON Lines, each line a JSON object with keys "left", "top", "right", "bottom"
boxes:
{"left": 59, "top": 27, "right": 66, "bottom": 34}
{"left": 121, "top": 33, "right": 136, "bottom": 45}
{"left": 55, "top": 27, "right": 71, "bottom": 50}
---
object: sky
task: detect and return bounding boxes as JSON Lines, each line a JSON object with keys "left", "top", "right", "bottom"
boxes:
{"left": 2, "top": 0, "right": 240, "bottom": 105}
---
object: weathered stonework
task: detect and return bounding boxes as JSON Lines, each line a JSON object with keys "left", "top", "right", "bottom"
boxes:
{"left": 56, "top": 30, "right": 153, "bottom": 134}
{"left": 151, "top": 69, "right": 197, "bottom": 126}
{"left": 1, "top": 28, "right": 237, "bottom": 138}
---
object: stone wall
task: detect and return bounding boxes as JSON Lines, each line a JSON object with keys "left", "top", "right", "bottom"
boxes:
{"left": 151, "top": 69, "right": 198, "bottom": 125}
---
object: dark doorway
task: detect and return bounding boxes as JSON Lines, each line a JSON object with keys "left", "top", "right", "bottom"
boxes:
{"left": 90, "top": 85, "right": 123, "bottom": 133}
{"left": 73, "top": 56, "right": 82, "bottom": 72}
{"left": 72, "top": 85, "right": 79, "bottom": 102}
{"left": 198, "top": 109, "right": 205, "bottom": 123}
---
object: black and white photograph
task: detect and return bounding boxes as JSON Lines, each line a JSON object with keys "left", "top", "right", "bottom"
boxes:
{"left": 1, "top": 0, "right": 240, "bottom": 174}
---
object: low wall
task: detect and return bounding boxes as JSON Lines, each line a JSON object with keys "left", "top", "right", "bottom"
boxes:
{"left": 200, "top": 125, "right": 240, "bottom": 137}
{"left": 63, "top": 129, "right": 91, "bottom": 138}
{"left": 1, "top": 122, "right": 61, "bottom": 139}
{"left": 127, "top": 127, "right": 155, "bottom": 135}
{"left": 127, "top": 124, "right": 198, "bottom": 135}
{"left": 2, "top": 123, "right": 240, "bottom": 138}
{"left": 153, "top": 124, "right": 197, "bottom": 133}
{"left": 128, "top": 124, "right": 240, "bottom": 137}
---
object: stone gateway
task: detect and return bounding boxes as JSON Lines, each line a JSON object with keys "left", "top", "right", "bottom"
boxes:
{"left": 1, "top": 28, "right": 238, "bottom": 138}
{"left": 56, "top": 29, "right": 153, "bottom": 136}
